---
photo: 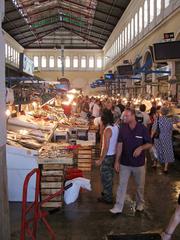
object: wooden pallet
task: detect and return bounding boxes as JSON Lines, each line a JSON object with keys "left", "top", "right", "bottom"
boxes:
{"left": 40, "top": 164, "right": 65, "bottom": 208}
{"left": 41, "top": 202, "right": 63, "bottom": 208}
{"left": 77, "top": 146, "right": 92, "bottom": 172}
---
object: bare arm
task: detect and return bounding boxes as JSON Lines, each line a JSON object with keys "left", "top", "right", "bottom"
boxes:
{"left": 133, "top": 143, "right": 152, "bottom": 158}
{"left": 114, "top": 142, "right": 123, "bottom": 172}
{"left": 96, "top": 128, "right": 112, "bottom": 166}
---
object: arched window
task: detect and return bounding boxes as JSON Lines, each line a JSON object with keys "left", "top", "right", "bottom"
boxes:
{"left": 122, "top": 30, "right": 124, "bottom": 49}
{"left": 128, "top": 22, "right": 131, "bottom": 43}
{"left": 124, "top": 27, "right": 127, "bottom": 46}
{"left": 13, "top": 49, "right": 16, "bottom": 63}
{"left": 96, "top": 57, "right": 102, "bottom": 69}
{"left": 135, "top": 13, "right": 138, "bottom": 37}
{"left": 33, "top": 56, "right": 39, "bottom": 68}
{"left": 150, "top": 0, "right": 154, "bottom": 22}
{"left": 15, "top": 51, "right": 18, "bottom": 64}
{"left": 119, "top": 33, "right": 122, "bottom": 51}
{"left": 144, "top": 0, "right": 148, "bottom": 28}
{"left": 89, "top": 56, "right": 94, "bottom": 68}
{"left": 65, "top": 56, "right": 70, "bottom": 68}
{"left": 81, "top": 56, "right": 86, "bottom": 68}
{"left": 139, "top": 7, "right": 143, "bottom": 33}
{"left": 157, "top": 0, "right": 161, "bottom": 16}
{"left": 57, "top": 56, "right": 62, "bottom": 68}
{"left": 41, "top": 56, "right": 47, "bottom": 68}
{"left": 5, "top": 44, "right": 8, "bottom": 59}
{"left": 73, "top": 56, "right": 79, "bottom": 68}
{"left": 131, "top": 18, "right": 134, "bottom": 40}
{"left": 17, "top": 52, "right": 20, "bottom": 65}
{"left": 49, "top": 56, "right": 54, "bottom": 68}
{"left": 8, "top": 45, "right": 11, "bottom": 61}
{"left": 165, "top": 0, "right": 170, "bottom": 8}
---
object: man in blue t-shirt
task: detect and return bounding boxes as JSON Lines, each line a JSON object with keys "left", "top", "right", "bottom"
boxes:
{"left": 110, "top": 108, "right": 152, "bottom": 214}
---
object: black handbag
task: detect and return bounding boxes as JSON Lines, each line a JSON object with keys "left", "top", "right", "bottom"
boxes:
{"left": 154, "top": 117, "right": 160, "bottom": 139}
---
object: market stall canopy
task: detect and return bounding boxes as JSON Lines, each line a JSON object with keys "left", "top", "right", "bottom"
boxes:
{"left": 3, "top": 0, "right": 131, "bottom": 49}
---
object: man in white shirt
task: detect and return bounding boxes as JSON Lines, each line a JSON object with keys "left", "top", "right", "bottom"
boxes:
{"left": 139, "top": 104, "right": 151, "bottom": 128}
{"left": 92, "top": 99, "right": 101, "bottom": 118}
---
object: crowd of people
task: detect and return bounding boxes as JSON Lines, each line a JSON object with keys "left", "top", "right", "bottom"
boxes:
{"left": 69, "top": 94, "right": 179, "bottom": 240}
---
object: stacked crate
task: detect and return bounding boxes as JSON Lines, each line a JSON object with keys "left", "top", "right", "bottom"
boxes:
{"left": 77, "top": 146, "right": 92, "bottom": 172}
{"left": 40, "top": 164, "right": 64, "bottom": 208}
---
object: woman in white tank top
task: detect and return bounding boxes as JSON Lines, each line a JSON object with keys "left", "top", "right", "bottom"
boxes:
{"left": 96, "top": 109, "right": 119, "bottom": 204}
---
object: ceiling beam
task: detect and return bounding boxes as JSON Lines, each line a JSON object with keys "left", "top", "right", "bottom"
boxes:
{"left": 60, "top": 0, "right": 119, "bottom": 18}
{"left": 22, "top": 25, "right": 65, "bottom": 46}
{"left": 23, "top": 24, "right": 104, "bottom": 49}
{"left": 5, "top": 8, "right": 114, "bottom": 33}
{"left": 63, "top": 25, "right": 104, "bottom": 48}
{"left": 97, "top": 0, "right": 126, "bottom": 11}
{"left": 12, "top": 17, "right": 109, "bottom": 39}
{"left": 5, "top": 2, "right": 119, "bottom": 19}
{"left": 97, "top": 0, "right": 117, "bottom": 45}
{"left": 19, "top": 22, "right": 106, "bottom": 47}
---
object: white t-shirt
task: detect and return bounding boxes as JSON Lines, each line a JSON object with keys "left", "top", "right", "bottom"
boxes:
{"left": 142, "top": 112, "right": 151, "bottom": 127}
{"left": 89, "top": 102, "right": 94, "bottom": 112}
{"left": 92, "top": 103, "right": 100, "bottom": 118}
{"left": 94, "top": 117, "right": 101, "bottom": 127}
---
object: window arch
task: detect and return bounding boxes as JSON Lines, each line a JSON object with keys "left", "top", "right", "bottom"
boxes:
{"left": 41, "top": 56, "right": 47, "bottom": 68}
{"left": 128, "top": 22, "right": 131, "bottom": 43}
{"left": 144, "top": 0, "right": 148, "bottom": 28}
{"left": 150, "top": 0, "right": 154, "bottom": 22}
{"left": 96, "top": 57, "right": 102, "bottom": 69}
{"left": 33, "top": 56, "right": 39, "bottom": 68}
{"left": 57, "top": 56, "right": 62, "bottom": 68}
{"left": 124, "top": 27, "right": 127, "bottom": 46}
{"left": 139, "top": 7, "right": 143, "bottom": 33}
{"left": 49, "top": 56, "right": 54, "bottom": 68}
{"left": 81, "top": 56, "right": 86, "bottom": 68}
{"left": 135, "top": 13, "right": 138, "bottom": 37}
{"left": 157, "top": 0, "right": 161, "bottom": 16}
{"left": 65, "top": 56, "right": 70, "bottom": 68}
{"left": 165, "top": 0, "right": 170, "bottom": 8}
{"left": 122, "top": 30, "right": 124, "bottom": 49}
{"left": 131, "top": 18, "right": 134, "bottom": 40}
{"left": 73, "top": 56, "right": 79, "bottom": 68}
{"left": 89, "top": 56, "right": 94, "bottom": 68}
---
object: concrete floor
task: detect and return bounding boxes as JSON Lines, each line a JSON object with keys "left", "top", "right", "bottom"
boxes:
{"left": 10, "top": 160, "right": 180, "bottom": 240}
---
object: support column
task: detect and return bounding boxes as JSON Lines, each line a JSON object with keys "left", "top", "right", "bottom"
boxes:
{"left": 0, "top": 0, "right": 10, "bottom": 239}
{"left": 168, "top": 61, "right": 176, "bottom": 97}
{"left": 141, "top": 73, "right": 145, "bottom": 95}
{"left": 152, "top": 63, "right": 157, "bottom": 97}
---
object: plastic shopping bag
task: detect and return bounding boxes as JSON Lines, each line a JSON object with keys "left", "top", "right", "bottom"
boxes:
{"left": 64, "top": 177, "right": 91, "bottom": 205}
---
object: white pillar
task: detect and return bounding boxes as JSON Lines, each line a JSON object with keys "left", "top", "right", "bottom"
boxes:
{"left": 152, "top": 63, "right": 157, "bottom": 97}
{"left": 0, "top": 0, "right": 10, "bottom": 239}
{"left": 141, "top": 73, "right": 145, "bottom": 95}
{"left": 168, "top": 61, "right": 176, "bottom": 96}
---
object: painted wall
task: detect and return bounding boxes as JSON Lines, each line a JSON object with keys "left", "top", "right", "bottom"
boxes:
{"left": 35, "top": 70, "right": 104, "bottom": 94}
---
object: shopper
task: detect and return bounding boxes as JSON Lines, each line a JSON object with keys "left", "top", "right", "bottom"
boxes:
{"left": 80, "top": 97, "right": 89, "bottom": 119}
{"left": 161, "top": 194, "right": 180, "bottom": 240}
{"left": 92, "top": 99, "right": 101, "bottom": 118}
{"left": 89, "top": 97, "right": 95, "bottom": 114}
{"left": 151, "top": 106, "right": 175, "bottom": 173}
{"left": 96, "top": 109, "right": 119, "bottom": 204}
{"left": 139, "top": 104, "right": 151, "bottom": 128}
{"left": 110, "top": 108, "right": 152, "bottom": 214}
{"left": 117, "top": 99, "right": 125, "bottom": 114}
